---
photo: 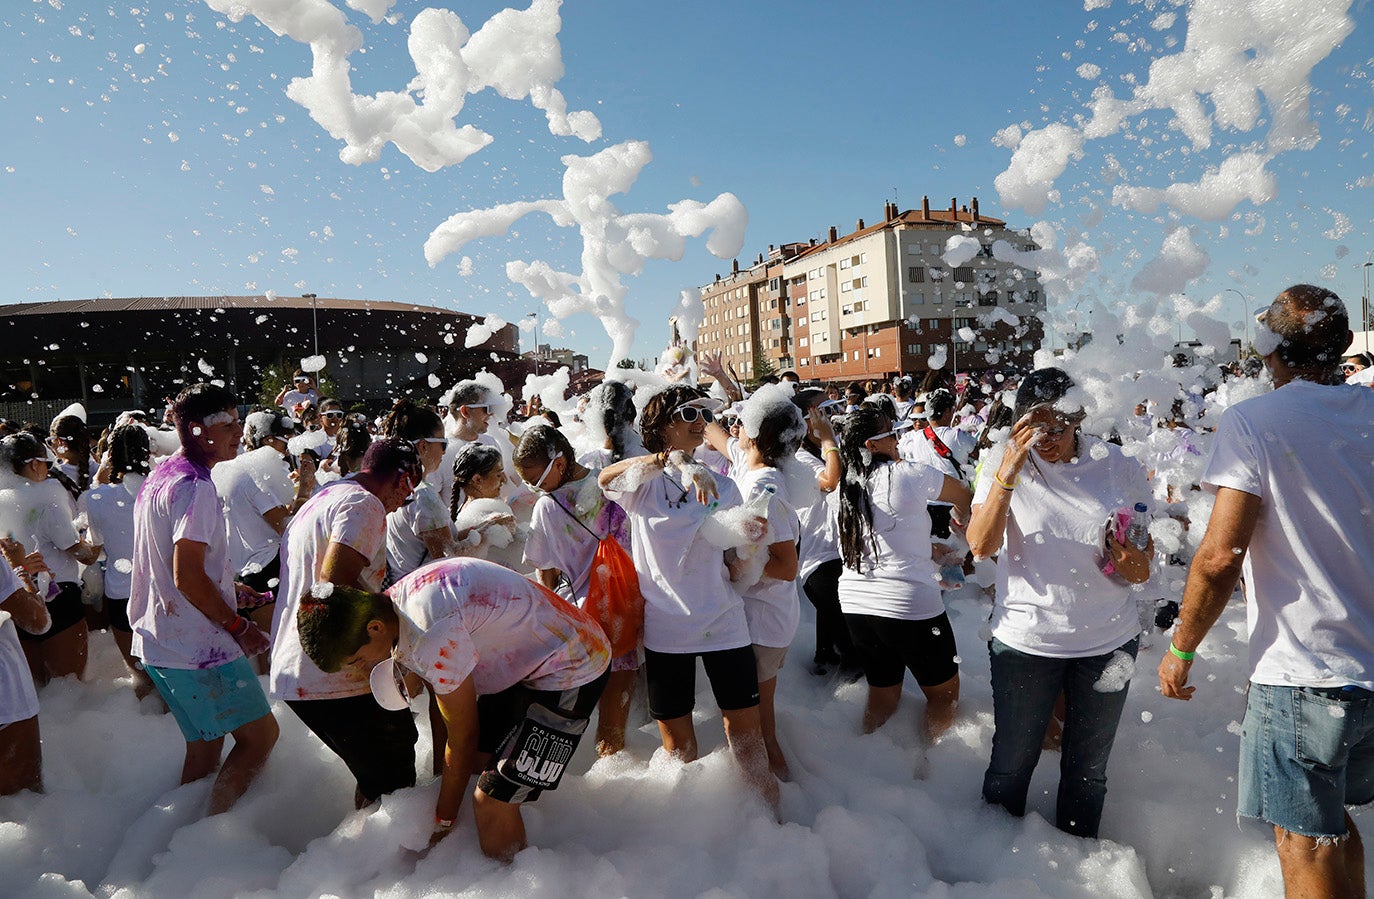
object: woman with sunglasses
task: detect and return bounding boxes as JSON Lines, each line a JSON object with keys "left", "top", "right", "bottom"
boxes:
{"left": 515, "top": 424, "right": 639, "bottom": 756}
{"left": 0, "top": 432, "right": 101, "bottom": 683}
{"left": 381, "top": 400, "right": 456, "bottom": 584}
{"left": 836, "top": 406, "right": 972, "bottom": 756}
{"left": 448, "top": 443, "right": 520, "bottom": 569}
{"left": 599, "top": 384, "right": 779, "bottom": 809}
{"left": 967, "top": 367, "right": 1152, "bottom": 840}
{"left": 701, "top": 385, "right": 807, "bottom": 781}
{"left": 49, "top": 412, "right": 96, "bottom": 498}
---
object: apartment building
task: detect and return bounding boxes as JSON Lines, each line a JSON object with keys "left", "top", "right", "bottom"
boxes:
{"left": 694, "top": 196, "right": 1045, "bottom": 385}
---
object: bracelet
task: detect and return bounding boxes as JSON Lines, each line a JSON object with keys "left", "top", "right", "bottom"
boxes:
{"left": 225, "top": 615, "right": 249, "bottom": 636}
{"left": 994, "top": 474, "right": 1016, "bottom": 491}
{"left": 822, "top": 446, "right": 840, "bottom": 458}
{"left": 1168, "top": 642, "right": 1196, "bottom": 661}
{"left": 435, "top": 815, "right": 456, "bottom": 830}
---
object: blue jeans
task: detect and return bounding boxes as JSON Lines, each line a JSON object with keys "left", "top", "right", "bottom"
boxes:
{"left": 1238, "top": 683, "right": 1374, "bottom": 837}
{"left": 982, "top": 636, "right": 1139, "bottom": 838}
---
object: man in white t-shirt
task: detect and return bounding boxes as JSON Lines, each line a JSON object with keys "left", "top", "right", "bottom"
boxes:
{"left": 275, "top": 371, "right": 322, "bottom": 415}
{"left": 129, "top": 383, "right": 279, "bottom": 816}
{"left": 270, "top": 437, "right": 423, "bottom": 807}
{"left": 295, "top": 558, "right": 610, "bottom": 860}
{"left": 1159, "top": 285, "right": 1374, "bottom": 898}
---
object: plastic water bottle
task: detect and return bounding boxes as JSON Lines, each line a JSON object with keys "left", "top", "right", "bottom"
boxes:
{"left": 1125, "top": 503, "right": 1150, "bottom": 550}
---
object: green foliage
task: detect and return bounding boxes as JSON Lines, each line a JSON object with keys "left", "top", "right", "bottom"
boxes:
{"left": 256, "top": 364, "right": 338, "bottom": 409}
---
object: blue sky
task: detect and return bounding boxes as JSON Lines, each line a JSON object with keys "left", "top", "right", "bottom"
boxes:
{"left": 2, "top": 0, "right": 1372, "bottom": 365}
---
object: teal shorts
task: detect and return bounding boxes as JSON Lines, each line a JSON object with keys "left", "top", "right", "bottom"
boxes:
{"left": 145, "top": 656, "right": 272, "bottom": 743}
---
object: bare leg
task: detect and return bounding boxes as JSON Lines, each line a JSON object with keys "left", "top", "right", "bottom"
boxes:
{"left": 43, "top": 620, "right": 88, "bottom": 681}
{"left": 656, "top": 715, "right": 698, "bottom": 763}
{"left": 473, "top": 788, "right": 527, "bottom": 861}
{"left": 756, "top": 677, "right": 791, "bottom": 781}
{"left": 21, "top": 641, "right": 47, "bottom": 688}
{"left": 1275, "top": 817, "right": 1365, "bottom": 899}
{"left": 863, "top": 684, "right": 902, "bottom": 734}
{"left": 918, "top": 674, "right": 960, "bottom": 745}
{"left": 0, "top": 716, "right": 42, "bottom": 795}
{"left": 207, "top": 712, "right": 279, "bottom": 815}
{"left": 427, "top": 687, "right": 448, "bottom": 776}
{"left": 595, "top": 668, "right": 637, "bottom": 757}
{"left": 181, "top": 737, "right": 226, "bottom": 786}
{"left": 721, "top": 705, "right": 780, "bottom": 812}
{"left": 111, "top": 629, "right": 156, "bottom": 700}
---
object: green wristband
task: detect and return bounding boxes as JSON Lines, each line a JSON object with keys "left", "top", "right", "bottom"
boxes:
{"left": 1168, "top": 642, "right": 1196, "bottom": 662}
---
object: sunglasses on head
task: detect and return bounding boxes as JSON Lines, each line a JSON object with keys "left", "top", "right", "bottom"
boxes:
{"left": 672, "top": 405, "right": 714, "bottom": 424}
{"left": 412, "top": 437, "right": 448, "bottom": 447}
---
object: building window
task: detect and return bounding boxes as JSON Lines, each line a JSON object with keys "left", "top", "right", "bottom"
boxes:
{"left": 860, "top": 276, "right": 869, "bottom": 288}
{"left": 928, "top": 319, "right": 939, "bottom": 329}
{"left": 911, "top": 292, "right": 925, "bottom": 305}
{"left": 953, "top": 266, "right": 974, "bottom": 283}
{"left": 853, "top": 350, "right": 861, "bottom": 361}
{"left": 800, "top": 357, "right": 809, "bottom": 366}
{"left": 839, "top": 258, "right": 851, "bottom": 270}
{"left": 908, "top": 343, "right": 922, "bottom": 354}
{"left": 799, "top": 336, "right": 809, "bottom": 347}
{"left": 908, "top": 266, "right": 924, "bottom": 283}
{"left": 841, "top": 281, "right": 852, "bottom": 293}
{"left": 768, "top": 277, "right": 781, "bottom": 291}
{"left": 808, "top": 268, "right": 822, "bottom": 280}
{"left": 810, "top": 310, "right": 827, "bottom": 322}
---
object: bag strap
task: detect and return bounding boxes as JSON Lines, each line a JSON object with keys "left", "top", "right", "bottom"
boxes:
{"left": 550, "top": 494, "right": 604, "bottom": 542}
{"left": 922, "top": 426, "right": 965, "bottom": 481}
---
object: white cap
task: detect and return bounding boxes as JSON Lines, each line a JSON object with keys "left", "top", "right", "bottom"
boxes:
{"left": 369, "top": 657, "right": 410, "bottom": 711}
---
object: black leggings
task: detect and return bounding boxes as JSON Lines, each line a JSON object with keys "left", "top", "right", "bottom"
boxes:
{"left": 803, "top": 560, "right": 854, "bottom": 663}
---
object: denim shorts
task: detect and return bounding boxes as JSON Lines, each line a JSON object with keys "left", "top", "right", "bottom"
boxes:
{"left": 146, "top": 657, "right": 272, "bottom": 743}
{"left": 1238, "top": 682, "right": 1374, "bottom": 837}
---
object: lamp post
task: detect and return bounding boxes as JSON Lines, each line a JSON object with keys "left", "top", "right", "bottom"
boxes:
{"left": 1363, "top": 252, "right": 1372, "bottom": 354}
{"left": 302, "top": 293, "right": 319, "bottom": 358}
{"left": 1225, "top": 288, "right": 1249, "bottom": 359}
{"left": 527, "top": 311, "right": 540, "bottom": 376}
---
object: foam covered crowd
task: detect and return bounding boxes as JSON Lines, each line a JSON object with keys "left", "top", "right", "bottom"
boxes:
{"left": 2, "top": 284, "right": 1373, "bottom": 896}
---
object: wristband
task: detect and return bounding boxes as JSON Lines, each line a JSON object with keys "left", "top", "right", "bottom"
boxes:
{"left": 994, "top": 474, "right": 1016, "bottom": 491}
{"left": 225, "top": 615, "right": 249, "bottom": 636}
{"left": 435, "top": 815, "right": 456, "bottom": 830}
{"left": 822, "top": 446, "right": 840, "bottom": 458}
{"left": 1168, "top": 642, "right": 1196, "bottom": 661}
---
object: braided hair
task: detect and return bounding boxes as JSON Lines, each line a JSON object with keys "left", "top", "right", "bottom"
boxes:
{"left": 107, "top": 425, "right": 152, "bottom": 483}
{"left": 836, "top": 405, "right": 892, "bottom": 573}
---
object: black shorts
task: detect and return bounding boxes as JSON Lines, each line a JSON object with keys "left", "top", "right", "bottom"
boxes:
{"left": 844, "top": 611, "right": 959, "bottom": 689}
{"left": 928, "top": 504, "right": 953, "bottom": 539}
{"left": 105, "top": 596, "right": 132, "bottom": 633}
{"left": 286, "top": 694, "right": 418, "bottom": 803}
{"left": 475, "top": 669, "right": 610, "bottom": 804}
{"left": 237, "top": 554, "right": 281, "bottom": 596}
{"left": 644, "top": 645, "right": 760, "bottom": 721}
{"left": 18, "top": 582, "right": 85, "bottom": 643}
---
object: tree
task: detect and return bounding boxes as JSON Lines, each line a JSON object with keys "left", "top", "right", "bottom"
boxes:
{"left": 748, "top": 346, "right": 777, "bottom": 388}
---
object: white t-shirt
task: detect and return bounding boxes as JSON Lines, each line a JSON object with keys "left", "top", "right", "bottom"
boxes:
{"left": 899, "top": 426, "right": 974, "bottom": 507}
{"left": 386, "top": 479, "right": 453, "bottom": 579}
{"left": 212, "top": 447, "right": 294, "bottom": 576}
{"left": 128, "top": 453, "right": 242, "bottom": 671}
{"left": 522, "top": 470, "right": 629, "bottom": 605}
{"left": 281, "top": 388, "right": 321, "bottom": 413}
{"left": 973, "top": 435, "right": 1149, "bottom": 658}
{"left": 604, "top": 464, "right": 751, "bottom": 654}
{"left": 271, "top": 479, "right": 388, "bottom": 701}
{"left": 388, "top": 557, "right": 611, "bottom": 696}
{"left": 0, "top": 566, "right": 40, "bottom": 727}
{"left": 0, "top": 479, "right": 81, "bottom": 586}
{"left": 791, "top": 448, "right": 840, "bottom": 583}
{"left": 733, "top": 465, "right": 801, "bottom": 649}
{"left": 837, "top": 461, "right": 947, "bottom": 620}
{"left": 81, "top": 478, "right": 140, "bottom": 600}
{"left": 56, "top": 457, "right": 98, "bottom": 488}
{"left": 1203, "top": 380, "right": 1374, "bottom": 689}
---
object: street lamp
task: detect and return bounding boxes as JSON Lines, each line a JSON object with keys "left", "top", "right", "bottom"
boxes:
{"left": 302, "top": 293, "right": 319, "bottom": 358}
{"left": 1225, "top": 288, "right": 1249, "bottom": 359}
{"left": 527, "top": 311, "right": 540, "bottom": 376}
{"left": 1362, "top": 251, "right": 1372, "bottom": 354}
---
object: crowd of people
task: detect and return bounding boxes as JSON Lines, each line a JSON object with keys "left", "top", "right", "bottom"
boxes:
{"left": 1, "top": 285, "right": 1372, "bottom": 895}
